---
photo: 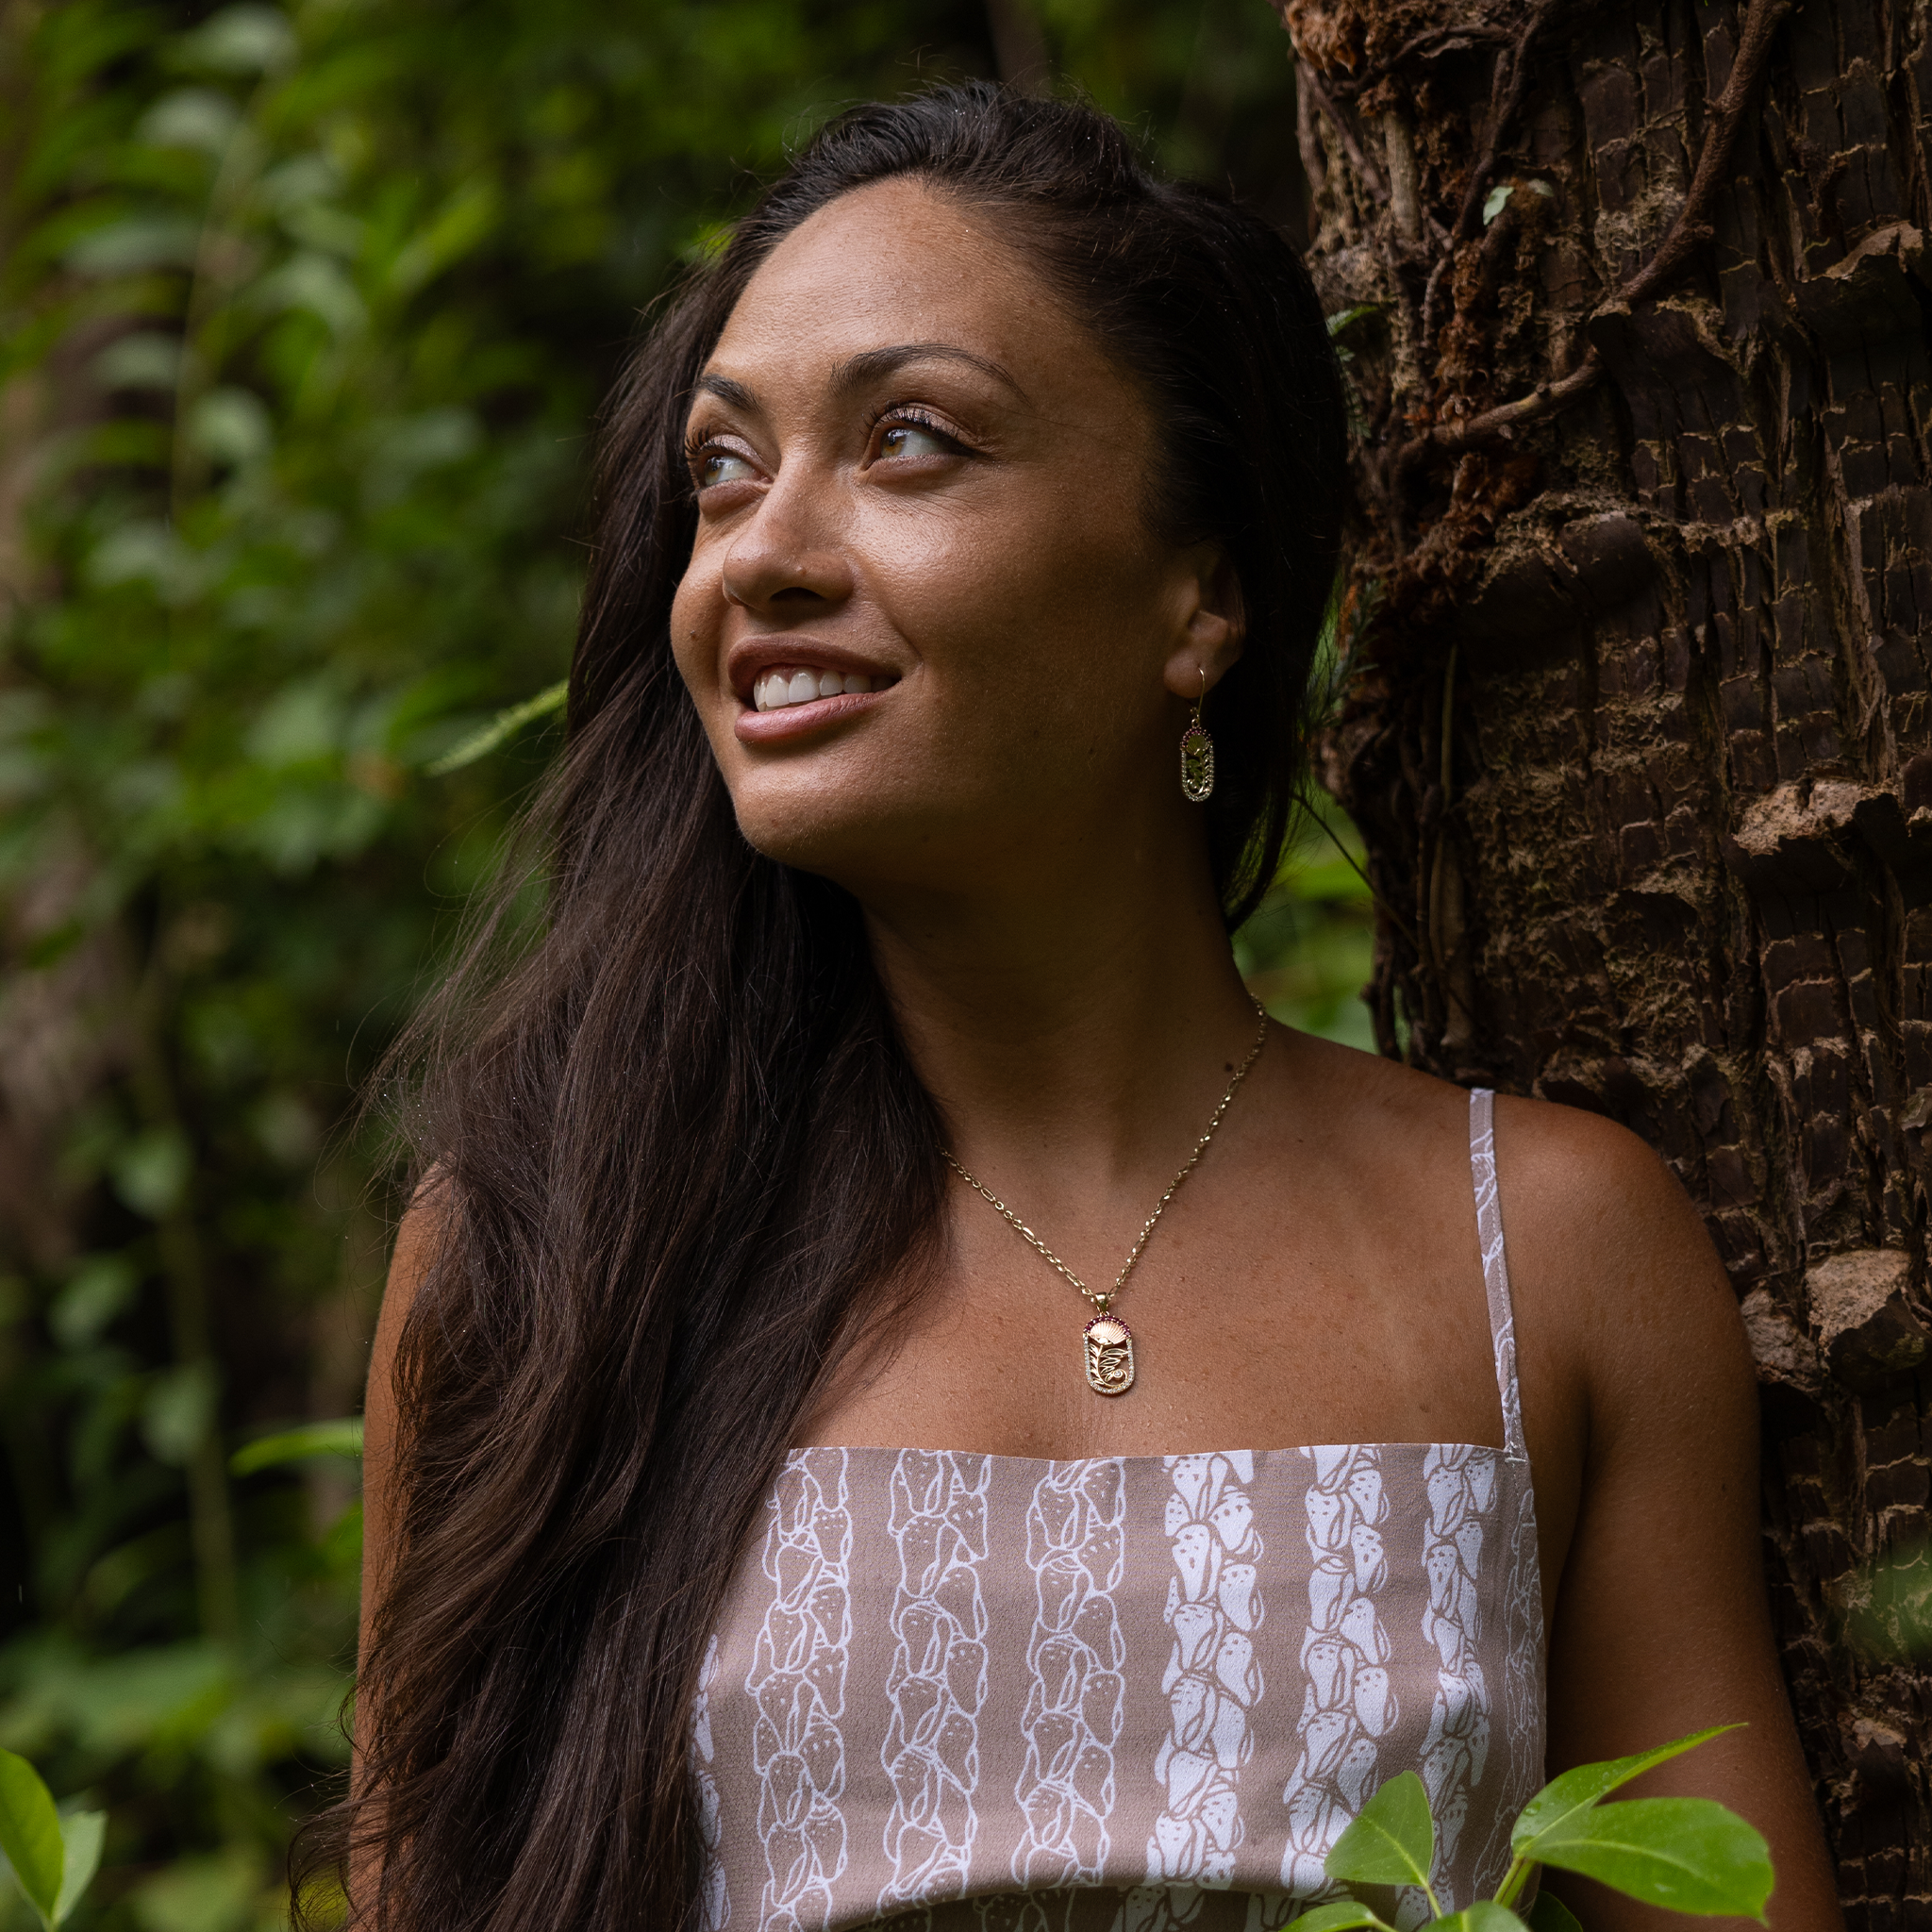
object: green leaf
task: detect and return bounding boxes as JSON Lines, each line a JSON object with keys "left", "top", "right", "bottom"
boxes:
{"left": 1845, "top": 1532, "right": 1932, "bottom": 1661}
{"left": 426, "top": 680, "right": 568, "bottom": 775}
{"left": 1513, "top": 1724, "right": 1740, "bottom": 1853}
{"left": 1525, "top": 1891, "right": 1586, "bottom": 1932}
{"left": 1434, "top": 1908, "right": 1528, "bottom": 1931}
{"left": 1324, "top": 1772, "right": 1435, "bottom": 1890}
{"left": 142, "top": 1362, "right": 218, "bottom": 1468}
{"left": 1325, "top": 302, "right": 1381, "bottom": 339}
{"left": 52, "top": 1811, "right": 105, "bottom": 1926}
{"left": 111, "top": 1127, "right": 192, "bottom": 1219}
{"left": 0, "top": 1751, "right": 64, "bottom": 1924}
{"left": 179, "top": 5, "right": 298, "bottom": 75}
{"left": 1282, "top": 1905, "right": 1395, "bottom": 1932}
{"left": 230, "top": 1416, "right": 364, "bottom": 1475}
{"left": 1533, "top": 1796, "right": 1774, "bottom": 1919}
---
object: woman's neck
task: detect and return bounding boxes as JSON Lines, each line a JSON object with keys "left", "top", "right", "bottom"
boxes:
{"left": 860, "top": 837, "right": 1265, "bottom": 1248}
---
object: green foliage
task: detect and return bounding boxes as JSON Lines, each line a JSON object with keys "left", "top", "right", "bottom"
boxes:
{"left": 1235, "top": 791, "right": 1376, "bottom": 1048}
{"left": 1285, "top": 1727, "right": 1774, "bottom": 1929}
{"left": 0, "top": 1, "right": 1336, "bottom": 1924}
{"left": 1324, "top": 1770, "right": 1439, "bottom": 1899}
{"left": 1524, "top": 1797, "right": 1774, "bottom": 1917}
{"left": 1843, "top": 1533, "right": 1932, "bottom": 1660}
{"left": 226, "top": 1422, "right": 361, "bottom": 1479}
{"left": 0, "top": 1751, "right": 105, "bottom": 1929}
{"left": 0, "top": 1752, "right": 67, "bottom": 1926}
{"left": 1281, "top": 1907, "right": 1396, "bottom": 1932}
{"left": 1509, "top": 1724, "right": 1740, "bottom": 1849}
{"left": 425, "top": 681, "right": 567, "bottom": 777}
{"left": 1524, "top": 1893, "right": 1583, "bottom": 1931}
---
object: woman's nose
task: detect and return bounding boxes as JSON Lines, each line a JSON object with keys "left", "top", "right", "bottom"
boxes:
{"left": 720, "top": 475, "right": 856, "bottom": 615}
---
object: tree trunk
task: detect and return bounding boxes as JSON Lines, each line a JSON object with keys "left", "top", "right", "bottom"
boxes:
{"left": 1274, "top": 0, "right": 1932, "bottom": 1914}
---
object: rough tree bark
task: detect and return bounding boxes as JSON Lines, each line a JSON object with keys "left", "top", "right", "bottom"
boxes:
{"left": 1274, "top": 0, "right": 1932, "bottom": 1917}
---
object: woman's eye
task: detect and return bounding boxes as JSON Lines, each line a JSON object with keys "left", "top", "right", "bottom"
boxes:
{"left": 694, "top": 447, "right": 757, "bottom": 489}
{"left": 878, "top": 422, "right": 953, "bottom": 459}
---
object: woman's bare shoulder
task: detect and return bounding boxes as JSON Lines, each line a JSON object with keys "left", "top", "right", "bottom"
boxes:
{"left": 1488, "top": 1089, "right": 1732, "bottom": 1291}
{"left": 1280, "top": 1035, "right": 1745, "bottom": 1384}
{"left": 1487, "top": 1089, "right": 1754, "bottom": 1447}
{"left": 1289, "top": 1032, "right": 1721, "bottom": 1277}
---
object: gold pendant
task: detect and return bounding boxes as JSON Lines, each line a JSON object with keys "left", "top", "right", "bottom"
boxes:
{"left": 1180, "top": 721, "right": 1215, "bottom": 803}
{"left": 1083, "top": 1313, "right": 1135, "bottom": 1396}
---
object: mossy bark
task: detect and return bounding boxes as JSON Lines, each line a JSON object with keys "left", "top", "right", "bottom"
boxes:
{"left": 1275, "top": 0, "right": 1932, "bottom": 1913}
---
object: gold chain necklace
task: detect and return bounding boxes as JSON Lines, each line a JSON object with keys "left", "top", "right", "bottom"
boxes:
{"left": 941, "top": 1000, "right": 1269, "bottom": 1397}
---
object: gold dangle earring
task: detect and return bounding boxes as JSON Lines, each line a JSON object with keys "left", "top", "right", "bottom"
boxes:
{"left": 1180, "top": 666, "right": 1215, "bottom": 803}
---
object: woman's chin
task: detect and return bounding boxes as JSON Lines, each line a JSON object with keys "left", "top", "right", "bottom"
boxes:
{"left": 734, "top": 808, "right": 914, "bottom": 884}
{"left": 732, "top": 805, "right": 982, "bottom": 900}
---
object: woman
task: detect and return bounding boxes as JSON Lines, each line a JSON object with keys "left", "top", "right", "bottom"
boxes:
{"left": 331, "top": 83, "right": 1842, "bottom": 1932}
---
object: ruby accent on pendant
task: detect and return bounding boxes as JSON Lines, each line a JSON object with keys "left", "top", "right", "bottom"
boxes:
{"left": 1083, "top": 1313, "right": 1136, "bottom": 1396}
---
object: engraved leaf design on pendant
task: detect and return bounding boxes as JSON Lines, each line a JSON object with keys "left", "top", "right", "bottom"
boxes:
{"left": 1180, "top": 724, "right": 1214, "bottom": 803}
{"left": 1083, "top": 1314, "right": 1135, "bottom": 1396}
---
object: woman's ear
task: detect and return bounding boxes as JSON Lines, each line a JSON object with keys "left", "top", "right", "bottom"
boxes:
{"left": 1162, "top": 544, "right": 1246, "bottom": 699}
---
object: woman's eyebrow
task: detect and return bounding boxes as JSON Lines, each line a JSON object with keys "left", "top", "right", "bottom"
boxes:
{"left": 833, "top": 341, "right": 1028, "bottom": 401}
{"left": 691, "top": 372, "right": 758, "bottom": 411}
{"left": 689, "top": 342, "right": 1028, "bottom": 418}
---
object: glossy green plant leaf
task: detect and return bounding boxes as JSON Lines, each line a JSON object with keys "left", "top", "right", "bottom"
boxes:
{"left": 1533, "top": 1796, "right": 1774, "bottom": 1919}
{"left": 1325, "top": 1772, "right": 1436, "bottom": 1892}
{"left": 230, "top": 1416, "right": 364, "bottom": 1475}
{"left": 1525, "top": 1892, "right": 1585, "bottom": 1932}
{"left": 1513, "top": 1725, "right": 1740, "bottom": 1853}
{"left": 52, "top": 1811, "right": 107, "bottom": 1926}
{"left": 1282, "top": 1903, "right": 1395, "bottom": 1932}
{"left": 1433, "top": 1907, "right": 1528, "bottom": 1931}
{"left": 0, "top": 1751, "right": 64, "bottom": 1924}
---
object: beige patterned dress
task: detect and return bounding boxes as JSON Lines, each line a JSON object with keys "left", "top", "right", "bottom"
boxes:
{"left": 691, "top": 1091, "right": 1546, "bottom": 1931}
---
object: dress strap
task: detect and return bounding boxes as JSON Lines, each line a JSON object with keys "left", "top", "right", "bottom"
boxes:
{"left": 1469, "top": 1088, "right": 1528, "bottom": 1462}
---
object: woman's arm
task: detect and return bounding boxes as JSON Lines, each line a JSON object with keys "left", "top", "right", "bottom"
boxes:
{"left": 1507, "top": 1105, "right": 1843, "bottom": 1930}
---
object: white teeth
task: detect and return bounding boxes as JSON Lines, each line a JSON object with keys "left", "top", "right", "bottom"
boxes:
{"left": 751, "top": 666, "right": 882, "bottom": 711}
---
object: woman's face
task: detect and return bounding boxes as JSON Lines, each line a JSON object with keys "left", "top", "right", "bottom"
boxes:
{"left": 670, "top": 176, "right": 1238, "bottom": 901}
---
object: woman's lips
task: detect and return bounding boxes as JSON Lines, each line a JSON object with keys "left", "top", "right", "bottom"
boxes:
{"left": 751, "top": 666, "right": 879, "bottom": 710}
{"left": 735, "top": 688, "right": 886, "bottom": 743}
{"left": 732, "top": 659, "right": 895, "bottom": 744}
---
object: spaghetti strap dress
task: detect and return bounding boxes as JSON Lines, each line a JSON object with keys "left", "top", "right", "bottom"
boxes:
{"left": 691, "top": 1089, "right": 1548, "bottom": 1931}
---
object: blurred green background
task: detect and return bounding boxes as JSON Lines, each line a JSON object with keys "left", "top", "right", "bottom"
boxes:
{"left": 0, "top": 2, "right": 1369, "bottom": 1924}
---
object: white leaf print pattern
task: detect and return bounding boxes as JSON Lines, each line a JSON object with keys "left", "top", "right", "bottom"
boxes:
{"left": 1143, "top": 1453, "right": 1266, "bottom": 1895}
{"left": 746, "top": 1448, "right": 853, "bottom": 1932}
{"left": 1011, "top": 1458, "right": 1128, "bottom": 1890}
{"left": 1470, "top": 1473, "right": 1546, "bottom": 1889}
{"left": 1416, "top": 1445, "right": 1496, "bottom": 1902}
{"left": 878, "top": 1451, "right": 993, "bottom": 1912}
{"left": 1280, "top": 1445, "right": 1399, "bottom": 1899}
{"left": 693, "top": 1632, "right": 730, "bottom": 1930}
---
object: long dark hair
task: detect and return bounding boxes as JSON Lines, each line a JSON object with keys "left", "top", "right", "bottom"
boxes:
{"left": 309, "top": 80, "right": 1346, "bottom": 1932}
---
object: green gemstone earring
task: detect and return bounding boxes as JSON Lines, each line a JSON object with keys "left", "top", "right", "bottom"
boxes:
{"left": 1180, "top": 667, "right": 1214, "bottom": 803}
